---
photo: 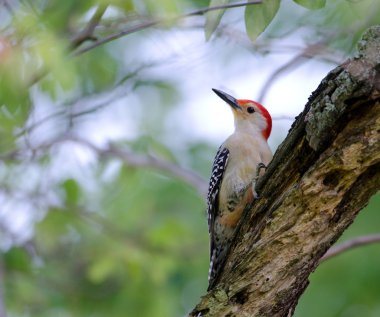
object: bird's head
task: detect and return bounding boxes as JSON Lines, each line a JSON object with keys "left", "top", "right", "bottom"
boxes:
{"left": 212, "top": 88, "right": 272, "bottom": 140}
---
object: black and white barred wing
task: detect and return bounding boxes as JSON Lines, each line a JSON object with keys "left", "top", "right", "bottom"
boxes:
{"left": 207, "top": 146, "right": 229, "bottom": 239}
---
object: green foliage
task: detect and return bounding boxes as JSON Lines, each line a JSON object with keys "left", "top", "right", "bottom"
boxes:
{"left": 300, "top": 0, "right": 380, "bottom": 52}
{"left": 3, "top": 248, "right": 31, "bottom": 273}
{"left": 139, "top": 0, "right": 181, "bottom": 17}
{"left": 204, "top": 0, "right": 230, "bottom": 40}
{"left": 0, "top": 0, "right": 379, "bottom": 316}
{"left": 74, "top": 48, "right": 118, "bottom": 94}
{"left": 192, "top": 0, "right": 210, "bottom": 8}
{"left": 204, "top": 0, "right": 283, "bottom": 41}
{"left": 245, "top": 0, "right": 281, "bottom": 41}
{"left": 61, "top": 179, "right": 82, "bottom": 205}
{"left": 293, "top": 0, "right": 326, "bottom": 10}
{"left": 0, "top": 43, "right": 31, "bottom": 153}
{"left": 13, "top": 168, "right": 209, "bottom": 317}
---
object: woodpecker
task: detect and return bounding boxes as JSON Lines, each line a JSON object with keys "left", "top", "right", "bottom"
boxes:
{"left": 207, "top": 88, "right": 273, "bottom": 290}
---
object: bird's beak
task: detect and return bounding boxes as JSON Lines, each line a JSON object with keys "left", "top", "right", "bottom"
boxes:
{"left": 212, "top": 88, "right": 242, "bottom": 111}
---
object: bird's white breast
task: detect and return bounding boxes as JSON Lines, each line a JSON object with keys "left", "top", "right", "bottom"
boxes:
{"left": 220, "top": 132, "right": 272, "bottom": 201}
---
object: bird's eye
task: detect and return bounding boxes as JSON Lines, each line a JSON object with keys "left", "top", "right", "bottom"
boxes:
{"left": 247, "top": 107, "right": 255, "bottom": 114}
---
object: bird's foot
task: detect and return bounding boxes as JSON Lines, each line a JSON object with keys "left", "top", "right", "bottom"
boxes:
{"left": 252, "top": 163, "right": 268, "bottom": 199}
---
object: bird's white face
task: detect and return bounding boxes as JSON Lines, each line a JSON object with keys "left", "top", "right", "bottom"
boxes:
{"left": 232, "top": 100, "right": 271, "bottom": 139}
{"left": 212, "top": 89, "right": 272, "bottom": 140}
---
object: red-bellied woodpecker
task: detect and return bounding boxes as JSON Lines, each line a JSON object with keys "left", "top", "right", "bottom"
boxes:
{"left": 207, "top": 88, "right": 273, "bottom": 290}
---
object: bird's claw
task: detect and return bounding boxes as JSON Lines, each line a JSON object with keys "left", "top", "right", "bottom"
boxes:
{"left": 255, "top": 162, "right": 267, "bottom": 179}
{"left": 252, "top": 163, "right": 268, "bottom": 199}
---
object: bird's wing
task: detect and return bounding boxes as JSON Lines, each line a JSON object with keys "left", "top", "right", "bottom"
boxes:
{"left": 207, "top": 146, "right": 229, "bottom": 255}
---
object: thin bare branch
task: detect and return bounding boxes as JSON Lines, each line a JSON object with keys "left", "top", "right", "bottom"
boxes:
{"left": 320, "top": 234, "right": 380, "bottom": 263}
{"left": 67, "top": 136, "right": 208, "bottom": 197}
{"left": 257, "top": 42, "right": 331, "bottom": 103}
{"left": 216, "top": 25, "right": 344, "bottom": 64}
{"left": 70, "top": 4, "right": 109, "bottom": 49}
{"left": 73, "top": 1, "right": 262, "bottom": 56}
{"left": 73, "top": 19, "right": 158, "bottom": 56}
{"left": 0, "top": 150, "right": 18, "bottom": 161}
{"left": 26, "top": 4, "right": 108, "bottom": 85}
{"left": 19, "top": 61, "right": 163, "bottom": 140}
{"left": 186, "top": 0, "right": 261, "bottom": 16}
{"left": 24, "top": 135, "right": 208, "bottom": 197}
{"left": 1, "top": 134, "right": 208, "bottom": 198}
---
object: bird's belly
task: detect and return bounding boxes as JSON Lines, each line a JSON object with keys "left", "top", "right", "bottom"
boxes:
{"left": 222, "top": 162, "right": 256, "bottom": 194}
{"left": 218, "top": 171, "right": 254, "bottom": 228}
{"left": 217, "top": 143, "right": 271, "bottom": 228}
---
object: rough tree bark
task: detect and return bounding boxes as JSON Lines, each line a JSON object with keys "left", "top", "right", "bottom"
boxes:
{"left": 190, "top": 26, "right": 380, "bottom": 317}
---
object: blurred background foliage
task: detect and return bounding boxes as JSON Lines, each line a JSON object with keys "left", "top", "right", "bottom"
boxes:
{"left": 0, "top": 0, "right": 379, "bottom": 316}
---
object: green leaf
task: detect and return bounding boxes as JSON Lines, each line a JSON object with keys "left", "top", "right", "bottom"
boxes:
{"left": 114, "top": 0, "right": 134, "bottom": 12}
{"left": 36, "top": 208, "right": 78, "bottom": 250}
{"left": 32, "top": 33, "right": 77, "bottom": 96}
{"left": 245, "top": 0, "right": 281, "bottom": 41}
{"left": 293, "top": 0, "right": 326, "bottom": 10}
{"left": 3, "top": 247, "right": 31, "bottom": 273}
{"left": 87, "top": 257, "right": 117, "bottom": 283}
{"left": 205, "top": 0, "right": 230, "bottom": 40}
{"left": 0, "top": 61, "right": 31, "bottom": 153}
{"left": 75, "top": 48, "right": 117, "bottom": 93}
{"left": 140, "top": 0, "right": 180, "bottom": 17}
{"left": 62, "top": 178, "right": 81, "bottom": 205}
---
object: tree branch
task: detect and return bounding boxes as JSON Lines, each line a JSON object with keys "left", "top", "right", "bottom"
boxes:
{"left": 26, "top": 4, "right": 108, "bottom": 86}
{"left": 73, "top": 1, "right": 262, "bottom": 55}
{"left": 320, "top": 234, "right": 380, "bottom": 262}
{"left": 21, "top": 135, "right": 208, "bottom": 198}
{"left": 257, "top": 41, "right": 336, "bottom": 104}
{"left": 1, "top": 133, "right": 208, "bottom": 197}
{"left": 190, "top": 25, "right": 380, "bottom": 317}
{"left": 67, "top": 136, "right": 208, "bottom": 197}
{"left": 186, "top": 0, "right": 262, "bottom": 16}
{"left": 70, "top": 4, "right": 108, "bottom": 49}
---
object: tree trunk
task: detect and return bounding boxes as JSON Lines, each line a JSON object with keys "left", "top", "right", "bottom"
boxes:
{"left": 190, "top": 26, "right": 380, "bottom": 317}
